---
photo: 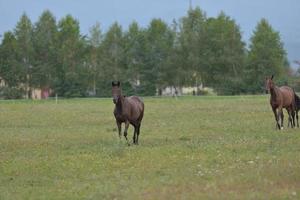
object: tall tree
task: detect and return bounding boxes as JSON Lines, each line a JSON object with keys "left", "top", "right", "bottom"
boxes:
{"left": 0, "top": 32, "right": 21, "bottom": 87}
{"left": 14, "top": 13, "right": 34, "bottom": 98}
{"left": 159, "top": 19, "right": 185, "bottom": 91}
{"left": 87, "top": 21, "right": 103, "bottom": 96}
{"left": 56, "top": 14, "right": 87, "bottom": 97}
{"left": 177, "top": 7, "right": 207, "bottom": 88}
{"left": 143, "top": 18, "right": 174, "bottom": 95}
{"left": 246, "top": 18, "right": 287, "bottom": 93}
{"left": 123, "top": 21, "right": 147, "bottom": 95}
{"left": 99, "top": 22, "right": 124, "bottom": 96}
{"left": 32, "top": 10, "right": 58, "bottom": 90}
{"left": 205, "top": 12, "right": 246, "bottom": 94}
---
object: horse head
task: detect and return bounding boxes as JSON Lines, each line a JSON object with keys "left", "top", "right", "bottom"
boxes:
{"left": 265, "top": 75, "right": 274, "bottom": 94}
{"left": 112, "top": 81, "right": 121, "bottom": 104}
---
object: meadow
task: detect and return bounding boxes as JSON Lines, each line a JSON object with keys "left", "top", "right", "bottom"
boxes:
{"left": 0, "top": 96, "right": 299, "bottom": 199}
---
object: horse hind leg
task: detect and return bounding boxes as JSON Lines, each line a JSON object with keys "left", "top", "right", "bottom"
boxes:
{"left": 132, "top": 125, "right": 137, "bottom": 144}
{"left": 136, "top": 124, "right": 141, "bottom": 145}
{"left": 288, "top": 110, "right": 293, "bottom": 128}
{"left": 124, "top": 121, "right": 130, "bottom": 145}
{"left": 291, "top": 109, "right": 295, "bottom": 128}
{"left": 287, "top": 110, "right": 292, "bottom": 128}
{"left": 291, "top": 109, "right": 296, "bottom": 127}
{"left": 287, "top": 108, "right": 294, "bottom": 128}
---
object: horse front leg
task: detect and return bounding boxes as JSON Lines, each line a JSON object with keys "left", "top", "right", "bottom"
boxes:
{"left": 116, "top": 121, "right": 122, "bottom": 139}
{"left": 279, "top": 108, "right": 284, "bottom": 129}
{"left": 124, "top": 120, "right": 130, "bottom": 145}
{"left": 297, "top": 110, "right": 299, "bottom": 127}
{"left": 272, "top": 107, "right": 280, "bottom": 129}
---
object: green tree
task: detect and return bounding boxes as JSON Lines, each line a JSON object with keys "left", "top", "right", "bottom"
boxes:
{"left": 14, "top": 13, "right": 34, "bottom": 98}
{"left": 0, "top": 32, "right": 22, "bottom": 87}
{"left": 32, "top": 10, "right": 58, "bottom": 90}
{"left": 246, "top": 18, "right": 287, "bottom": 93}
{"left": 99, "top": 22, "right": 124, "bottom": 96}
{"left": 56, "top": 15, "right": 87, "bottom": 97}
{"left": 143, "top": 18, "right": 174, "bottom": 95}
{"left": 123, "top": 21, "right": 147, "bottom": 95}
{"left": 160, "top": 19, "right": 186, "bottom": 91}
{"left": 177, "top": 7, "right": 207, "bottom": 89}
{"left": 87, "top": 21, "right": 103, "bottom": 96}
{"left": 205, "top": 12, "right": 246, "bottom": 94}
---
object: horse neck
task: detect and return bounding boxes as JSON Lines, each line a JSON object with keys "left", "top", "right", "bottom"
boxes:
{"left": 116, "top": 95, "right": 126, "bottom": 114}
{"left": 270, "top": 85, "right": 279, "bottom": 100}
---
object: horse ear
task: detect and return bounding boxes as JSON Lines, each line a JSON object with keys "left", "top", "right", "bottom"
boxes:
{"left": 117, "top": 81, "right": 120, "bottom": 87}
{"left": 271, "top": 75, "right": 274, "bottom": 80}
{"left": 112, "top": 81, "right": 115, "bottom": 86}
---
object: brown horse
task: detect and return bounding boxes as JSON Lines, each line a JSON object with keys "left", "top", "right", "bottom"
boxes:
{"left": 265, "top": 75, "right": 295, "bottom": 129}
{"left": 112, "top": 81, "right": 144, "bottom": 145}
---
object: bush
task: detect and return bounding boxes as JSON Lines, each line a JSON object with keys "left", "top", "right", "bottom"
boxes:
{"left": 0, "top": 86, "right": 25, "bottom": 99}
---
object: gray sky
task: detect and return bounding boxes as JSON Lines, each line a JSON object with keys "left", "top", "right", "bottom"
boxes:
{"left": 0, "top": 0, "right": 299, "bottom": 66}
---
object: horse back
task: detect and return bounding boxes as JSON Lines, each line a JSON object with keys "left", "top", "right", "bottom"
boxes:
{"left": 279, "top": 86, "right": 295, "bottom": 107}
{"left": 126, "top": 96, "right": 144, "bottom": 122}
{"left": 127, "top": 96, "right": 144, "bottom": 112}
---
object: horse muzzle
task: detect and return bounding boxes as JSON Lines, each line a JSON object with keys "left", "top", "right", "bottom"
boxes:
{"left": 113, "top": 98, "right": 117, "bottom": 104}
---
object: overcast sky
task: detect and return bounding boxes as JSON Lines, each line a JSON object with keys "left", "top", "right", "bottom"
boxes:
{"left": 0, "top": 0, "right": 299, "bottom": 66}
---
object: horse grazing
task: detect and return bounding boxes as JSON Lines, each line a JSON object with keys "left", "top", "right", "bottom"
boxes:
{"left": 112, "top": 81, "right": 144, "bottom": 145}
{"left": 265, "top": 75, "right": 295, "bottom": 129}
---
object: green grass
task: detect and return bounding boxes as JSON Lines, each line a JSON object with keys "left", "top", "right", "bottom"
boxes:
{"left": 0, "top": 96, "right": 300, "bottom": 199}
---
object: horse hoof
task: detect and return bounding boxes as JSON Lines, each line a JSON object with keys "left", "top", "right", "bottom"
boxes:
{"left": 281, "top": 127, "right": 284, "bottom": 130}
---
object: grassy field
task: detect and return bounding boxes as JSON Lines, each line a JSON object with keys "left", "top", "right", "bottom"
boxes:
{"left": 0, "top": 95, "right": 300, "bottom": 199}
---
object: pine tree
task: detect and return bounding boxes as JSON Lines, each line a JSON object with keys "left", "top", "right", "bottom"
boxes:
{"left": 143, "top": 18, "right": 174, "bottom": 95}
{"left": 205, "top": 12, "right": 246, "bottom": 94}
{"left": 177, "top": 7, "right": 207, "bottom": 88}
{"left": 14, "top": 13, "right": 34, "bottom": 98}
{"left": 246, "top": 18, "right": 287, "bottom": 93}
{"left": 0, "top": 32, "right": 21, "bottom": 87}
{"left": 32, "top": 10, "right": 58, "bottom": 90}
{"left": 123, "top": 21, "right": 147, "bottom": 95}
{"left": 87, "top": 21, "right": 103, "bottom": 96}
{"left": 56, "top": 15, "right": 87, "bottom": 97}
{"left": 99, "top": 22, "right": 125, "bottom": 96}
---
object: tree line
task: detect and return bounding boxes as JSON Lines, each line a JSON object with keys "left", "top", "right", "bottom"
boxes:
{"left": 0, "top": 7, "right": 291, "bottom": 98}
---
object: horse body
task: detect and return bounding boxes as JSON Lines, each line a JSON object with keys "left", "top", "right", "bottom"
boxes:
{"left": 114, "top": 96, "right": 144, "bottom": 125}
{"left": 270, "top": 86, "right": 294, "bottom": 108}
{"left": 112, "top": 81, "right": 144, "bottom": 145}
{"left": 266, "top": 76, "right": 295, "bottom": 129}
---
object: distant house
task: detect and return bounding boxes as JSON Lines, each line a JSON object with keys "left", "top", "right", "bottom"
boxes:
{"left": 31, "top": 87, "right": 51, "bottom": 100}
{"left": 160, "top": 84, "right": 212, "bottom": 96}
{"left": 160, "top": 86, "right": 182, "bottom": 96}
